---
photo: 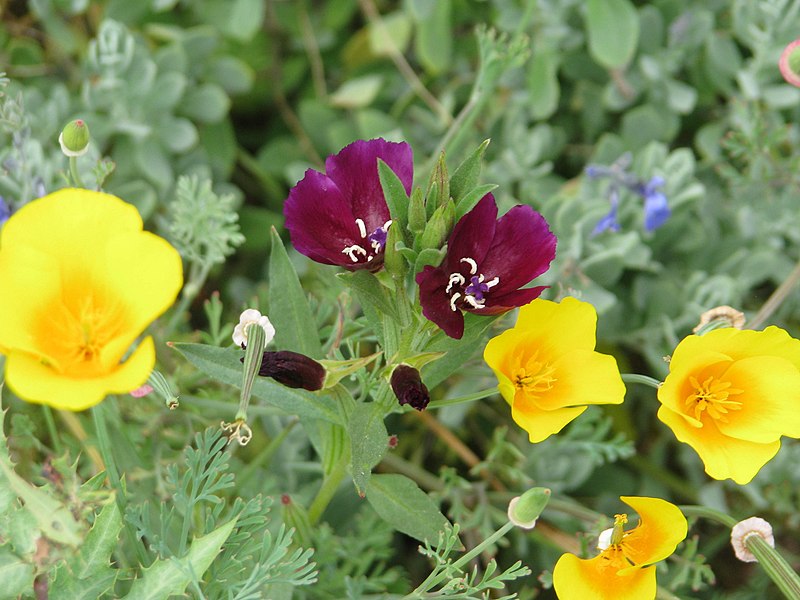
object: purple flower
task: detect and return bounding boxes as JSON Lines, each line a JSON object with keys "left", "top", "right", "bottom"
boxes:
{"left": 390, "top": 365, "right": 430, "bottom": 411}
{"left": 284, "top": 138, "right": 413, "bottom": 271}
{"left": 416, "top": 194, "right": 557, "bottom": 339}
{"left": 638, "top": 176, "right": 670, "bottom": 231}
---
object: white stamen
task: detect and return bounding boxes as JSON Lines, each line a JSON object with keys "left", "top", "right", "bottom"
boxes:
{"left": 367, "top": 255, "right": 374, "bottom": 262}
{"left": 342, "top": 244, "right": 367, "bottom": 262}
{"left": 485, "top": 277, "right": 499, "bottom": 288}
{"left": 383, "top": 219, "right": 392, "bottom": 230}
{"left": 355, "top": 218, "right": 367, "bottom": 238}
{"left": 449, "top": 293, "right": 461, "bottom": 311}
{"left": 446, "top": 273, "right": 465, "bottom": 294}
{"left": 463, "top": 295, "right": 485, "bottom": 309}
{"left": 460, "top": 257, "right": 478, "bottom": 275}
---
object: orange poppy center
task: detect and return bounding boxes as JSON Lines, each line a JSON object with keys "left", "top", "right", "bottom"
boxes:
{"left": 513, "top": 351, "right": 557, "bottom": 397}
{"left": 685, "top": 375, "right": 743, "bottom": 422}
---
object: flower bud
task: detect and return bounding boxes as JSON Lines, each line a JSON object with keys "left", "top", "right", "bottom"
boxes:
{"left": 390, "top": 364, "right": 430, "bottom": 411}
{"left": 507, "top": 487, "right": 551, "bottom": 529}
{"left": 780, "top": 39, "right": 800, "bottom": 88}
{"left": 233, "top": 308, "right": 275, "bottom": 348}
{"left": 58, "top": 119, "right": 90, "bottom": 157}
{"left": 256, "top": 351, "right": 326, "bottom": 391}
{"left": 408, "top": 187, "right": 426, "bottom": 233}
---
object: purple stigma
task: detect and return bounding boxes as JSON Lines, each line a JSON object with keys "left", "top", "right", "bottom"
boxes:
{"left": 464, "top": 275, "right": 490, "bottom": 301}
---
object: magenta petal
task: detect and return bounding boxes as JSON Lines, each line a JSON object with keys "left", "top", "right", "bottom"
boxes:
{"left": 416, "top": 266, "right": 466, "bottom": 339}
{"left": 325, "top": 138, "right": 412, "bottom": 231}
{"left": 478, "top": 205, "right": 556, "bottom": 294}
{"left": 284, "top": 169, "right": 361, "bottom": 265}
{"left": 445, "top": 194, "right": 498, "bottom": 271}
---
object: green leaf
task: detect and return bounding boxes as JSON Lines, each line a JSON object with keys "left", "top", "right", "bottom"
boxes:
{"left": 158, "top": 116, "right": 198, "bottom": 153}
{"left": 585, "top": 0, "right": 639, "bottom": 69}
{"left": 0, "top": 548, "right": 34, "bottom": 600}
{"left": 123, "top": 517, "right": 238, "bottom": 600}
{"left": 378, "top": 159, "right": 410, "bottom": 239}
{"left": 330, "top": 75, "right": 383, "bottom": 109}
{"left": 454, "top": 183, "right": 498, "bottom": 221}
{"left": 337, "top": 270, "right": 398, "bottom": 322}
{"left": 170, "top": 343, "right": 343, "bottom": 424}
{"left": 0, "top": 457, "right": 82, "bottom": 547}
{"left": 449, "top": 139, "right": 490, "bottom": 204}
{"left": 410, "top": 0, "right": 452, "bottom": 75}
{"left": 367, "top": 11, "right": 412, "bottom": 56}
{"left": 527, "top": 51, "right": 560, "bottom": 120}
{"left": 180, "top": 83, "right": 231, "bottom": 123}
{"left": 225, "top": 0, "right": 265, "bottom": 42}
{"left": 366, "top": 474, "right": 450, "bottom": 543}
{"left": 268, "top": 227, "right": 323, "bottom": 359}
{"left": 349, "top": 402, "right": 388, "bottom": 496}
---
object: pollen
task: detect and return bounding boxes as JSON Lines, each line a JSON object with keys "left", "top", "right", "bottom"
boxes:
{"left": 513, "top": 352, "right": 557, "bottom": 396}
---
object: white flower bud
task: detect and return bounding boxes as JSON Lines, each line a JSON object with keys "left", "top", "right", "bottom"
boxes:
{"left": 233, "top": 309, "right": 275, "bottom": 348}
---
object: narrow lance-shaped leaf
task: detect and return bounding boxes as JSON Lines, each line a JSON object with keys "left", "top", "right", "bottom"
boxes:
{"left": 268, "top": 227, "right": 323, "bottom": 358}
{"left": 449, "top": 139, "right": 490, "bottom": 204}
{"left": 366, "top": 474, "right": 452, "bottom": 544}
{"left": 349, "top": 402, "right": 389, "bottom": 497}
{"left": 378, "top": 159, "right": 411, "bottom": 242}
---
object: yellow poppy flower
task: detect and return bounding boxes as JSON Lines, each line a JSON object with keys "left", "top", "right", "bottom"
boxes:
{"left": 657, "top": 326, "right": 800, "bottom": 484}
{"left": 553, "top": 496, "right": 687, "bottom": 600}
{"left": 483, "top": 297, "right": 626, "bottom": 443}
{"left": 0, "top": 189, "right": 183, "bottom": 411}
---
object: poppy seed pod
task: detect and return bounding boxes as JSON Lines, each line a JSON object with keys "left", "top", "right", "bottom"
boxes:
{"left": 390, "top": 365, "right": 430, "bottom": 411}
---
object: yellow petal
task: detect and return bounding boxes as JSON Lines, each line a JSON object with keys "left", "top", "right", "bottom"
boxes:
{"left": 619, "top": 496, "right": 687, "bottom": 566}
{"left": 716, "top": 355, "right": 800, "bottom": 442}
{"left": 657, "top": 405, "right": 780, "bottom": 484}
{"left": 5, "top": 337, "right": 155, "bottom": 411}
{"left": 536, "top": 349, "right": 625, "bottom": 411}
{"left": 511, "top": 402, "right": 586, "bottom": 443}
{"left": 708, "top": 326, "right": 800, "bottom": 370}
{"left": 515, "top": 297, "right": 598, "bottom": 354}
{"left": 553, "top": 553, "right": 656, "bottom": 600}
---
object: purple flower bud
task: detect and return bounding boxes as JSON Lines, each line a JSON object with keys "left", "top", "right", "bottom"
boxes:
{"left": 643, "top": 190, "right": 670, "bottom": 232}
{"left": 592, "top": 187, "right": 621, "bottom": 235}
{"left": 0, "top": 197, "right": 10, "bottom": 226}
{"left": 254, "top": 351, "right": 326, "bottom": 391}
{"left": 390, "top": 365, "right": 430, "bottom": 411}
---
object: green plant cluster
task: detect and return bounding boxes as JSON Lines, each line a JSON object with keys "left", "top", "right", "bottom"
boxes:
{"left": 3, "top": 0, "right": 800, "bottom": 599}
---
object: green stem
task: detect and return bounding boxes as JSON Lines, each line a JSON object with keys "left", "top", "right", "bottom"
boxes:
{"left": 747, "top": 256, "right": 800, "bottom": 330}
{"left": 621, "top": 373, "right": 662, "bottom": 389}
{"left": 41, "top": 405, "right": 62, "bottom": 456}
{"left": 427, "top": 388, "right": 498, "bottom": 409}
{"left": 69, "top": 156, "right": 84, "bottom": 188}
{"left": 747, "top": 535, "right": 800, "bottom": 600}
{"left": 307, "top": 453, "right": 348, "bottom": 525}
{"left": 628, "top": 455, "right": 699, "bottom": 502}
{"left": 165, "top": 262, "right": 211, "bottom": 335}
{"left": 411, "top": 521, "right": 516, "bottom": 595}
{"left": 679, "top": 505, "right": 737, "bottom": 528}
{"left": 91, "top": 404, "right": 149, "bottom": 566}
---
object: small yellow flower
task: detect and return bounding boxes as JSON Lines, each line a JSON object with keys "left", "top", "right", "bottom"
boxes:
{"left": 0, "top": 188, "right": 183, "bottom": 410}
{"left": 553, "top": 496, "right": 687, "bottom": 600}
{"left": 657, "top": 326, "right": 800, "bottom": 484}
{"left": 483, "top": 297, "right": 626, "bottom": 443}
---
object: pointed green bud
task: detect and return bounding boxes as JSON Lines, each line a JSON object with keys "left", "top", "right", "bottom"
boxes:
{"left": 383, "top": 219, "right": 406, "bottom": 278}
{"left": 419, "top": 199, "right": 455, "bottom": 251}
{"left": 235, "top": 322, "right": 268, "bottom": 422}
{"left": 59, "top": 119, "right": 90, "bottom": 157}
{"left": 426, "top": 152, "right": 450, "bottom": 212}
{"left": 408, "top": 187, "right": 427, "bottom": 234}
{"left": 507, "top": 487, "right": 550, "bottom": 529}
{"left": 146, "top": 369, "right": 179, "bottom": 410}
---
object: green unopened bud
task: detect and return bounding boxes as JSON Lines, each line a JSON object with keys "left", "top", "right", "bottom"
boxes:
{"left": 235, "top": 322, "right": 268, "bottom": 425}
{"left": 408, "top": 187, "right": 427, "bottom": 234}
{"left": 147, "top": 369, "right": 180, "bottom": 410}
{"left": 507, "top": 487, "right": 550, "bottom": 529}
{"left": 426, "top": 152, "right": 450, "bottom": 212}
{"left": 383, "top": 220, "right": 406, "bottom": 278}
{"left": 59, "top": 119, "right": 90, "bottom": 157}
{"left": 419, "top": 199, "right": 455, "bottom": 251}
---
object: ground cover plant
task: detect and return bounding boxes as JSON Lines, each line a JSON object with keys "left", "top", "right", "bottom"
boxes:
{"left": 3, "top": 1, "right": 800, "bottom": 598}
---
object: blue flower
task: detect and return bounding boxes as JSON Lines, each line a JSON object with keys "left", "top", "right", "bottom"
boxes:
{"left": 592, "top": 188, "right": 621, "bottom": 235}
{"left": 638, "top": 177, "right": 670, "bottom": 232}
